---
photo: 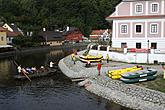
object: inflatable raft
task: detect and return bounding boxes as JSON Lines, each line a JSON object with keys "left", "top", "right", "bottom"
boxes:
{"left": 120, "top": 75, "right": 157, "bottom": 84}
{"left": 107, "top": 66, "right": 143, "bottom": 79}
{"left": 79, "top": 54, "right": 103, "bottom": 63}
{"left": 121, "top": 68, "right": 157, "bottom": 79}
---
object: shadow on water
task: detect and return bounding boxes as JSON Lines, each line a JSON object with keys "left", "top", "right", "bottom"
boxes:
{"left": 0, "top": 48, "right": 133, "bottom": 110}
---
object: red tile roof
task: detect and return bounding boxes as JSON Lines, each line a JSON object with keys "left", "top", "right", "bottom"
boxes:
{"left": 90, "top": 30, "right": 105, "bottom": 35}
{"left": 7, "top": 30, "right": 19, "bottom": 37}
{"left": 0, "top": 27, "right": 6, "bottom": 31}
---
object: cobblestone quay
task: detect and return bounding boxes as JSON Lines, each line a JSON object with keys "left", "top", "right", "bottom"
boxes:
{"left": 58, "top": 50, "right": 165, "bottom": 110}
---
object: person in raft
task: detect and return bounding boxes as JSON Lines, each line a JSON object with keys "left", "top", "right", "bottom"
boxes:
{"left": 97, "top": 61, "right": 102, "bottom": 76}
{"left": 162, "top": 64, "right": 165, "bottom": 79}
{"left": 49, "top": 61, "right": 54, "bottom": 68}
{"left": 21, "top": 67, "right": 29, "bottom": 74}
{"left": 17, "top": 65, "right": 22, "bottom": 74}
{"left": 40, "top": 66, "right": 45, "bottom": 72}
{"left": 31, "top": 66, "right": 37, "bottom": 72}
{"left": 106, "top": 54, "right": 109, "bottom": 63}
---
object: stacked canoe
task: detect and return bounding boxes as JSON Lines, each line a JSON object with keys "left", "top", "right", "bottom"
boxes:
{"left": 107, "top": 66, "right": 142, "bottom": 79}
{"left": 79, "top": 54, "right": 103, "bottom": 63}
{"left": 120, "top": 68, "right": 157, "bottom": 84}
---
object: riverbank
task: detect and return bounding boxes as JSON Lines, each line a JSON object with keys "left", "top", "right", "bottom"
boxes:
{"left": 0, "top": 43, "right": 88, "bottom": 58}
{"left": 58, "top": 50, "right": 165, "bottom": 110}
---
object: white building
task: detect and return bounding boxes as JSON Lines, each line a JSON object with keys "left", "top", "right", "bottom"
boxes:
{"left": 106, "top": 0, "right": 165, "bottom": 49}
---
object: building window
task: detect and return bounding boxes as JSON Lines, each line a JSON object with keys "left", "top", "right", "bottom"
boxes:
{"left": 151, "top": 3, "right": 159, "bottom": 13}
{"left": 121, "top": 42, "right": 127, "bottom": 48}
{"left": 1, "top": 37, "right": 3, "bottom": 41}
{"left": 135, "top": 4, "right": 143, "bottom": 13}
{"left": 135, "top": 24, "right": 142, "bottom": 33}
{"left": 120, "top": 25, "right": 128, "bottom": 34}
{"left": 9, "top": 37, "right": 11, "bottom": 41}
{"left": 150, "top": 23, "right": 158, "bottom": 34}
{"left": 136, "top": 43, "right": 141, "bottom": 49}
{"left": 151, "top": 43, "right": 157, "bottom": 49}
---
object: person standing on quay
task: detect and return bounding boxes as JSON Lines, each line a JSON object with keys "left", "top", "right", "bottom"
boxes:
{"left": 106, "top": 54, "right": 109, "bottom": 63}
{"left": 72, "top": 54, "right": 76, "bottom": 64}
{"left": 97, "top": 61, "right": 102, "bottom": 76}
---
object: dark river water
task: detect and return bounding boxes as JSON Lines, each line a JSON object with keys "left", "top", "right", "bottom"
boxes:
{"left": 0, "top": 48, "right": 131, "bottom": 110}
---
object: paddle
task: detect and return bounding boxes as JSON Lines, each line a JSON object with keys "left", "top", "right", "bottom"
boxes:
{"left": 13, "top": 60, "right": 32, "bottom": 82}
{"left": 21, "top": 70, "right": 32, "bottom": 82}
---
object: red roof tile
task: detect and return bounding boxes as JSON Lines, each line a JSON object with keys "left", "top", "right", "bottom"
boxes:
{"left": 90, "top": 30, "right": 105, "bottom": 35}
{"left": 7, "top": 30, "right": 19, "bottom": 37}
{"left": 0, "top": 27, "right": 6, "bottom": 31}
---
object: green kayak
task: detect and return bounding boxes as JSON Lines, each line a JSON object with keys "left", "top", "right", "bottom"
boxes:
{"left": 120, "top": 75, "right": 157, "bottom": 84}
{"left": 121, "top": 69, "right": 157, "bottom": 79}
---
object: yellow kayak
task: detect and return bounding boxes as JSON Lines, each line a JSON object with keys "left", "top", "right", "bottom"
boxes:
{"left": 107, "top": 66, "right": 143, "bottom": 79}
{"left": 108, "top": 74, "right": 121, "bottom": 79}
{"left": 108, "top": 66, "right": 141, "bottom": 76}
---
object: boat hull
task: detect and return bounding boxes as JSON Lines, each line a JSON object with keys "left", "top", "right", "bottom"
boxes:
{"left": 121, "top": 69, "right": 157, "bottom": 79}
{"left": 14, "top": 68, "right": 56, "bottom": 80}
{"left": 79, "top": 58, "right": 102, "bottom": 63}
{"left": 79, "top": 55, "right": 103, "bottom": 60}
{"left": 120, "top": 75, "right": 157, "bottom": 84}
{"left": 107, "top": 66, "right": 142, "bottom": 79}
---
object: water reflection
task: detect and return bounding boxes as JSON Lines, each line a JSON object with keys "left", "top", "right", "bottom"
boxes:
{"left": 0, "top": 49, "right": 132, "bottom": 110}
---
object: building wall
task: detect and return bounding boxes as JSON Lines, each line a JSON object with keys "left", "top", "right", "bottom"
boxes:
{"left": 111, "top": 0, "right": 164, "bottom": 17}
{"left": 147, "top": 21, "right": 161, "bottom": 38}
{"left": 132, "top": 22, "right": 145, "bottom": 38}
{"left": 132, "top": 1, "right": 146, "bottom": 16}
{"left": 112, "top": 18, "right": 165, "bottom": 49}
{"left": 148, "top": 1, "right": 162, "bottom": 15}
{"left": 0, "top": 32, "right": 7, "bottom": 45}
{"left": 118, "top": 2, "right": 130, "bottom": 16}
{"left": 118, "top": 22, "right": 130, "bottom": 38}
{"left": 2, "top": 24, "right": 13, "bottom": 32}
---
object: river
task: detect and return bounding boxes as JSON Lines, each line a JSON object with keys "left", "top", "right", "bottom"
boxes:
{"left": 0, "top": 48, "right": 131, "bottom": 110}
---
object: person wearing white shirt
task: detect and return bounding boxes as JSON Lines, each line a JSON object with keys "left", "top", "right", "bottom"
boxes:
{"left": 50, "top": 61, "right": 54, "bottom": 68}
{"left": 17, "top": 65, "right": 22, "bottom": 74}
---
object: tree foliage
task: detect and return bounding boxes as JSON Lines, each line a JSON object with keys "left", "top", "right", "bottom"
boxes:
{"left": 0, "top": 0, "right": 120, "bottom": 37}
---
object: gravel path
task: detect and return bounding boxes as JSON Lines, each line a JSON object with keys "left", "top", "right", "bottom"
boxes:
{"left": 58, "top": 50, "right": 165, "bottom": 110}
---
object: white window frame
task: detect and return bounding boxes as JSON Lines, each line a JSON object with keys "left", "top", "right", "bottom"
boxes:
{"left": 150, "top": 3, "right": 159, "bottom": 13}
{"left": 135, "top": 3, "right": 143, "bottom": 14}
{"left": 120, "top": 24, "right": 128, "bottom": 34}
{"left": 135, "top": 23, "right": 143, "bottom": 34}
{"left": 150, "top": 23, "right": 158, "bottom": 34}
